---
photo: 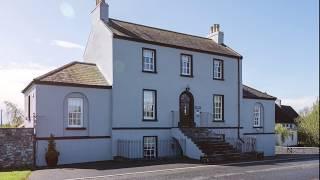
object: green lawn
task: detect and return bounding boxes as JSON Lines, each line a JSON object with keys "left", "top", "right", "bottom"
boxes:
{"left": 0, "top": 170, "right": 31, "bottom": 180}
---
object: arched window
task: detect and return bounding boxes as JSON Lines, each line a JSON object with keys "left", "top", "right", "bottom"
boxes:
{"left": 67, "top": 98, "right": 83, "bottom": 127}
{"left": 253, "top": 103, "right": 263, "bottom": 127}
{"left": 64, "top": 92, "right": 88, "bottom": 129}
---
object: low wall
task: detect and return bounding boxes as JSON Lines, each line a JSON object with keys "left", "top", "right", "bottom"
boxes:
{"left": 0, "top": 128, "right": 34, "bottom": 169}
{"left": 276, "top": 146, "right": 320, "bottom": 154}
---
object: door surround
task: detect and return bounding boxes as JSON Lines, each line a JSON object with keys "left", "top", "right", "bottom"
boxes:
{"left": 178, "top": 90, "right": 195, "bottom": 128}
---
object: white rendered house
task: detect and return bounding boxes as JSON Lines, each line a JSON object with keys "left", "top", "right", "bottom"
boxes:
{"left": 275, "top": 103, "right": 299, "bottom": 146}
{"left": 23, "top": 0, "right": 277, "bottom": 166}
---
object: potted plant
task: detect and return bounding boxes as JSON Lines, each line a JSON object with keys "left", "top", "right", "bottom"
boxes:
{"left": 45, "top": 134, "right": 60, "bottom": 167}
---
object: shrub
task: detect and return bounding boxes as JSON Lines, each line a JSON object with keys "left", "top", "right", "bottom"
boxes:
{"left": 275, "top": 124, "right": 291, "bottom": 144}
{"left": 296, "top": 99, "right": 319, "bottom": 147}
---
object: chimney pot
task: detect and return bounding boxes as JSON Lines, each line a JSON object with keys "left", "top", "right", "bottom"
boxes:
{"left": 208, "top": 24, "right": 224, "bottom": 44}
{"left": 96, "top": 0, "right": 105, "bottom": 5}
{"left": 210, "top": 26, "right": 214, "bottom": 33}
{"left": 213, "top": 24, "right": 220, "bottom": 32}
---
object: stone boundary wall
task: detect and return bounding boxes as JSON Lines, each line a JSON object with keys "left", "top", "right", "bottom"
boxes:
{"left": 0, "top": 128, "right": 34, "bottom": 169}
{"left": 276, "top": 146, "right": 320, "bottom": 154}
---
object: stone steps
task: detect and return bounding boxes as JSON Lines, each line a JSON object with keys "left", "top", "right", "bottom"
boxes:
{"left": 201, "top": 153, "right": 242, "bottom": 163}
{"left": 181, "top": 128, "right": 242, "bottom": 163}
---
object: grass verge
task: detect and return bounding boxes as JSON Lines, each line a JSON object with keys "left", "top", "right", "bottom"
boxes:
{"left": 0, "top": 170, "right": 31, "bottom": 180}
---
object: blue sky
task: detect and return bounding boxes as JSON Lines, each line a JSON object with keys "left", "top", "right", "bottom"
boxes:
{"left": 0, "top": 0, "right": 318, "bottom": 121}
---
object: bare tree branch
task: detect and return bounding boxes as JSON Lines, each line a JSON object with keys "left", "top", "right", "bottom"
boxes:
{"left": 4, "top": 101, "right": 24, "bottom": 127}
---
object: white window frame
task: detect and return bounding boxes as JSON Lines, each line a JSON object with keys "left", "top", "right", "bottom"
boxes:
{"left": 253, "top": 103, "right": 263, "bottom": 127}
{"left": 143, "top": 90, "right": 156, "bottom": 120}
{"left": 143, "top": 48, "right": 155, "bottom": 72}
{"left": 213, "top": 59, "right": 223, "bottom": 79}
{"left": 213, "top": 95, "right": 223, "bottom": 121}
{"left": 67, "top": 98, "right": 83, "bottom": 128}
{"left": 181, "top": 54, "right": 192, "bottom": 76}
{"left": 143, "top": 136, "right": 157, "bottom": 159}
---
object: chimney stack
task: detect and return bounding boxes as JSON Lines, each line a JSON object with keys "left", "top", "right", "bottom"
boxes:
{"left": 96, "top": 0, "right": 104, "bottom": 5}
{"left": 276, "top": 99, "right": 282, "bottom": 107}
{"left": 92, "top": 0, "right": 109, "bottom": 23}
{"left": 208, "top": 24, "right": 224, "bottom": 44}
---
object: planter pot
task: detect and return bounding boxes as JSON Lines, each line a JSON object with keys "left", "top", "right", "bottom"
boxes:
{"left": 45, "top": 153, "right": 59, "bottom": 167}
{"left": 256, "top": 152, "right": 264, "bottom": 160}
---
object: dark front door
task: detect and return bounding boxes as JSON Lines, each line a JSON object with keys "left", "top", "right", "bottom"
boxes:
{"left": 179, "top": 91, "right": 195, "bottom": 128}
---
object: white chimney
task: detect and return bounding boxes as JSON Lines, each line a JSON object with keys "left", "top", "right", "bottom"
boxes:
{"left": 276, "top": 99, "right": 282, "bottom": 107}
{"left": 208, "top": 24, "right": 224, "bottom": 44}
{"left": 92, "top": 0, "right": 109, "bottom": 23}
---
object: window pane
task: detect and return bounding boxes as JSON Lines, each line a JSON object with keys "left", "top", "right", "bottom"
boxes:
{"left": 181, "top": 55, "right": 191, "bottom": 75}
{"left": 143, "top": 49, "right": 155, "bottom": 72}
{"left": 213, "top": 95, "right": 223, "bottom": 121}
{"left": 214, "top": 60, "right": 223, "bottom": 79}
{"left": 67, "top": 98, "right": 83, "bottom": 127}
{"left": 143, "top": 137, "right": 157, "bottom": 159}
{"left": 253, "top": 104, "right": 262, "bottom": 127}
{"left": 144, "top": 90, "right": 156, "bottom": 120}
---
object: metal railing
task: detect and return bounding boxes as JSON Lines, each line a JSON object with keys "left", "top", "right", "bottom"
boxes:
{"left": 117, "top": 138, "right": 186, "bottom": 159}
{"left": 225, "top": 136, "right": 257, "bottom": 153}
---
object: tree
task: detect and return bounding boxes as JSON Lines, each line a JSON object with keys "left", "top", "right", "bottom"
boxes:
{"left": 296, "top": 99, "right": 319, "bottom": 147}
{"left": 4, "top": 101, "right": 24, "bottom": 127}
{"left": 275, "top": 124, "right": 291, "bottom": 145}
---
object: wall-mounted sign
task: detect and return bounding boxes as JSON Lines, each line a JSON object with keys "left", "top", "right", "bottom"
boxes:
{"left": 195, "top": 106, "right": 201, "bottom": 118}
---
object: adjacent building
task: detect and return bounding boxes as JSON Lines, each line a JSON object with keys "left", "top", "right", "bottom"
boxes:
{"left": 275, "top": 102, "right": 299, "bottom": 146}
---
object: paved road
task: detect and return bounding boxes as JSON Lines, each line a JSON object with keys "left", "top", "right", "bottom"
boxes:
{"left": 29, "top": 157, "right": 319, "bottom": 180}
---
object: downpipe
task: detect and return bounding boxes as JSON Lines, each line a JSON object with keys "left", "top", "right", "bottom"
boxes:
{"left": 237, "top": 58, "right": 244, "bottom": 143}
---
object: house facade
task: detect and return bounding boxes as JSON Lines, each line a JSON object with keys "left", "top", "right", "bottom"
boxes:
{"left": 23, "top": 0, "right": 277, "bottom": 166}
{"left": 275, "top": 103, "right": 299, "bottom": 146}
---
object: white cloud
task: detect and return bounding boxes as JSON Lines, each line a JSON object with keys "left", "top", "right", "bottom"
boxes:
{"left": 51, "top": 40, "right": 84, "bottom": 50}
{"left": 59, "top": 1, "right": 75, "bottom": 18}
{"left": 0, "top": 62, "right": 56, "bottom": 123}
{"left": 33, "top": 38, "right": 43, "bottom": 44}
{"left": 281, "top": 96, "right": 318, "bottom": 113}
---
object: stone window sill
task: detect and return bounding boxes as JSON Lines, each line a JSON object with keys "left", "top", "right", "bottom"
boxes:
{"left": 66, "top": 127, "right": 86, "bottom": 130}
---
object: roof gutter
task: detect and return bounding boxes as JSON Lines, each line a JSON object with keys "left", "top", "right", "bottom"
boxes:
{"left": 113, "top": 35, "right": 242, "bottom": 60}
{"left": 22, "top": 80, "right": 112, "bottom": 93}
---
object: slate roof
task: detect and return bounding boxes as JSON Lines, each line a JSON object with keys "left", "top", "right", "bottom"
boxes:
{"left": 22, "top": 61, "right": 110, "bottom": 93}
{"left": 243, "top": 85, "right": 277, "bottom": 100}
{"left": 275, "top": 104, "right": 299, "bottom": 124}
{"left": 105, "top": 18, "right": 242, "bottom": 59}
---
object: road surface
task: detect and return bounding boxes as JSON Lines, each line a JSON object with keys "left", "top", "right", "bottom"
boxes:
{"left": 29, "top": 157, "right": 319, "bottom": 180}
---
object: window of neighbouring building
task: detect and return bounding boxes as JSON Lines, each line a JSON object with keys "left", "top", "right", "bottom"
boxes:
{"left": 143, "top": 136, "right": 157, "bottom": 159}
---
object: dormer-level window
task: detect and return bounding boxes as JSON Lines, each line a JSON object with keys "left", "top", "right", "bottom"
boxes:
{"left": 180, "top": 54, "right": 193, "bottom": 77}
{"left": 213, "top": 59, "right": 224, "bottom": 80}
{"left": 142, "top": 48, "right": 156, "bottom": 73}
